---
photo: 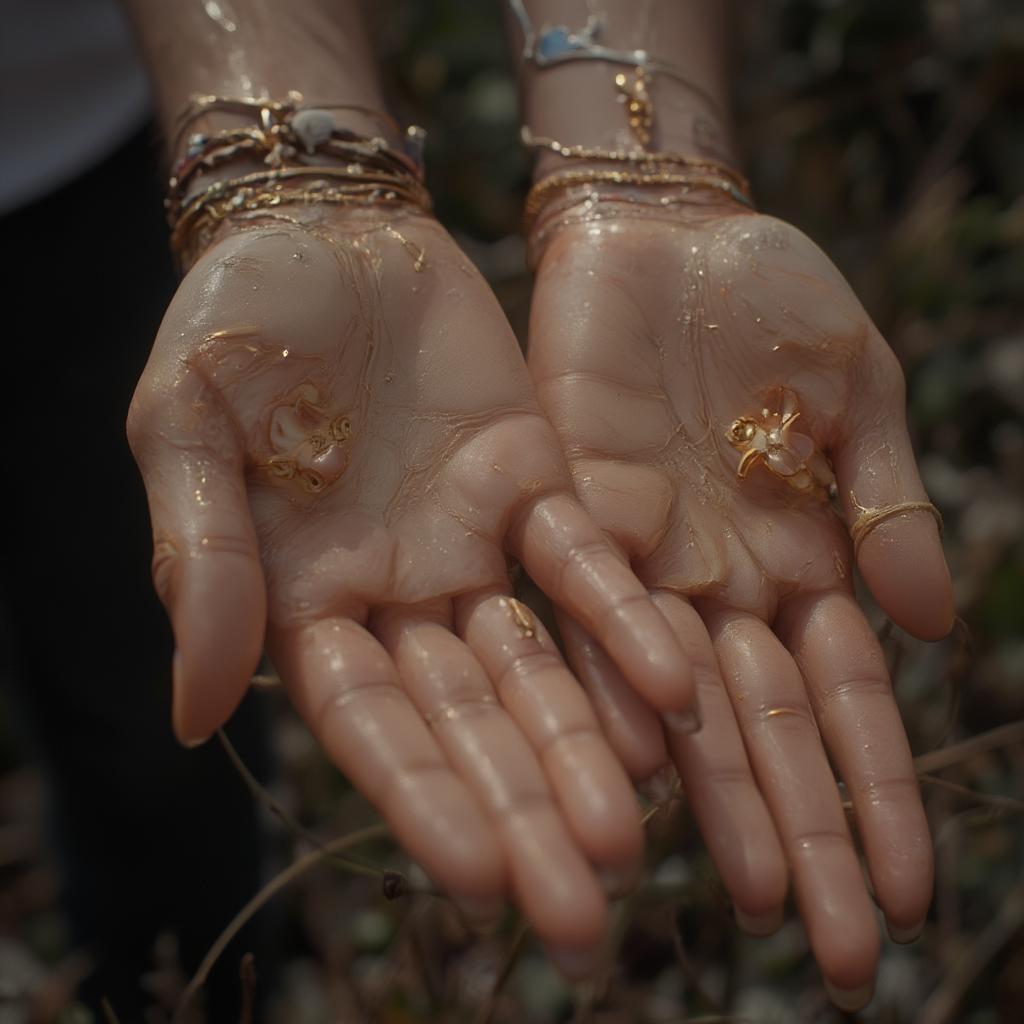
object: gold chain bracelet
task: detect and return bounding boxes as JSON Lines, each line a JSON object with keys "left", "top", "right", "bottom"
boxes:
{"left": 524, "top": 167, "right": 753, "bottom": 231}
{"left": 165, "top": 94, "right": 431, "bottom": 269}
{"left": 169, "top": 166, "right": 432, "bottom": 268}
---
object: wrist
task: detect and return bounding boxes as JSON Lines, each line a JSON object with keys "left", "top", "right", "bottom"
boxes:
{"left": 165, "top": 97, "right": 431, "bottom": 270}
{"left": 511, "top": 1, "right": 742, "bottom": 177}
{"left": 525, "top": 66, "right": 741, "bottom": 182}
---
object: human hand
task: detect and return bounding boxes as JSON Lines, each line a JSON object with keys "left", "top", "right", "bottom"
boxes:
{"left": 527, "top": 203, "right": 955, "bottom": 1003}
{"left": 126, "top": 206, "right": 700, "bottom": 965}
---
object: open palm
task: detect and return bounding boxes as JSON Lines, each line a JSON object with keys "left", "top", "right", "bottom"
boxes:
{"left": 127, "top": 207, "right": 700, "bottom": 962}
{"left": 529, "top": 204, "right": 954, "bottom": 998}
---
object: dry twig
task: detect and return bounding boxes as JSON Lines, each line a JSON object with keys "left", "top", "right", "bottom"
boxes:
{"left": 474, "top": 920, "right": 529, "bottom": 1024}
{"left": 172, "top": 823, "right": 388, "bottom": 1023}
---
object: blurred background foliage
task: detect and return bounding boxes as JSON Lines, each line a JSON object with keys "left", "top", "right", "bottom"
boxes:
{"left": 2, "top": 1, "right": 1023, "bottom": 1022}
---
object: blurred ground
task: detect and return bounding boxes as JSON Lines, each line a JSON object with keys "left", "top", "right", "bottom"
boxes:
{"left": 1, "top": 1, "right": 1022, "bottom": 1021}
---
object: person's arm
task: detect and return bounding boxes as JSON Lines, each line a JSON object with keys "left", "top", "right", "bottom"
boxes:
{"left": 513, "top": 0, "right": 954, "bottom": 1010}
{"left": 509, "top": 0, "right": 739, "bottom": 173}
{"left": 120, "top": 0, "right": 704, "bottom": 976}
{"left": 123, "top": 0, "right": 393, "bottom": 154}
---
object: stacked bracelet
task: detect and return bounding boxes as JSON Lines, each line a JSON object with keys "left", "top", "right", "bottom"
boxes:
{"left": 521, "top": 128, "right": 751, "bottom": 197}
{"left": 165, "top": 93, "right": 430, "bottom": 268}
{"left": 520, "top": 124, "right": 754, "bottom": 267}
{"left": 524, "top": 167, "right": 752, "bottom": 233}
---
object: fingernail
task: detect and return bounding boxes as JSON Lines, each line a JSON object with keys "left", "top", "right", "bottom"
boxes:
{"left": 597, "top": 865, "right": 636, "bottom": 899}
{"left": 171, "top": 650, "right": 209, "bottom": 748}
{"left": 546, "top": 945, "right": 602, "bottom": 981}
{"left": 887, "top": 919, "right": 925, "bottom": 944}
{"left": 824, "top": 979, "right": 874, "bottom": 1012}
{"left": 638, "top": 763, "right": 679, "bottom": 803}
{"left": 734, "top": 906, "right": 783, "bottom": 937}
{"left": 664, "top": 710, "right": 702, "bottom": 735}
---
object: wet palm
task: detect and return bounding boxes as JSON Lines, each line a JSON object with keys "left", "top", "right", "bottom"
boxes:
{"left": 127, "top": 208, "right": 699, "bottom": 961}
{"left": 529, "top": 205, "right": 955, "bottom": 998}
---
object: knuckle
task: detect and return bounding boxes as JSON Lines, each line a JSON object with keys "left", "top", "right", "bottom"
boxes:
{"left": 789, "top": 827, "right": 851, "bottom": 854}
{"left": 816, "top": 675, "right": 891, "bottom": 711}
{"left": 538, "top": 721, "right": 601, "bottom": 758}
{"left": 194, "top": 531, "right": 259, "bottom": 561}
{"left": 854, "top": 774, "right": 920, "bottom": 804}
{"left": 316, "top": 677, "right": 404, "bottom": 735}
{"left": 379, "top": 760, "right": 451, "bottom": 812}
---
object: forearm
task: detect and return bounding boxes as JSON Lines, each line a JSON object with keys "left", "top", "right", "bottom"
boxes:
{"left": 508, "top": 0, "right": 739, "bottom": 175}
{"left": 121, "top": 0, "right": 392, "bottom": 158}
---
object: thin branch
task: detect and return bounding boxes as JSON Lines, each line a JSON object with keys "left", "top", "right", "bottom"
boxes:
{"left": 918, "top": 881, "right": 1024, "bottom": 1024}
{"left": 914, "top": 721, "right": 1024, "bottom": 775}
{"left": 100, "top": 998, "right": 121, "bottom": 1024}
{"left": 920, "top": 773, "right": 1024, "bottom": 814}
{"left": 668, "top": 909, "right": 723, "bottom": 1014}
{"left": 474, "top": 920, "right": 529, "bottom": 1024}
{"left": 218, "top": 729, "right": 386, "bottom": 882}
{"left": 172, "top": 823, "right": 388, "bottom": 1024}
{"left": 238, "top": 954, "right": 256, "bottom": 1024}
{"left": 934, "top": 616, "right": 973, "bottom": 749}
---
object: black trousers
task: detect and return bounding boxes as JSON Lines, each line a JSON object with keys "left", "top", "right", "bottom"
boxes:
{"left": 2, "top": 128, "right": 270, "bottom": 1020}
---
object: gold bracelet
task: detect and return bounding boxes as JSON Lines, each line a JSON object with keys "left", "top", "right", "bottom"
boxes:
{"left": 167, "top": 126, "right": 422, "bottom": 221}
{"left": 172, "top": 93, "right": 424, "bottom": 173}
{"left": 170, "top": 166, "right": 432, "bottom": 267}
{"left": 166, "top": 93, "right": 431, "bottom": 268}
{"left": 520, "top": 127, "right": 751, "bottom": 195}
{"left": 524, "top": 168, "right": 753, "bottom": 230}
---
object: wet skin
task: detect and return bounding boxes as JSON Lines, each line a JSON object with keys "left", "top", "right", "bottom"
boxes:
{"left": 128, "top": 206, "right": 701, "bottom": 968}
{"left": 528, "top": 202, "right": 955, "bottom": 1000}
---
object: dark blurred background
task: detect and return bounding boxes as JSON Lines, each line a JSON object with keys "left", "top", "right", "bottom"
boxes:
{"left": 1, "top": 1, "right": 1022, "bottom": 1021}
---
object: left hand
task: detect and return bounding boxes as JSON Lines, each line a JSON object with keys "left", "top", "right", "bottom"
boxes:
{"left": 527, "top": 201, "right": 955, "bottom": 1002}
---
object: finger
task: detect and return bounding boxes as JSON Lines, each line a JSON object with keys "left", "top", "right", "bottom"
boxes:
{"left": 651, "top": 592, "right": 788, "bottom": 933}
{"left": 776, "top": 589, "right": 932, "bottom": 942}
{"left": 373, "top": 607, "right": 608, "bottom": 950}
{"left": 454, "top": 591, "right": 644, "bottom": 895}
{"left": 555, "top": 610, "right": 670, "bottom": 785}
{"left": 832, "top": 358, "right": 954, "bottom": 641}
{"left": 127, "top": 378, "right": 265, "bottom": 746}
{"left": 509, "top": 492, "right": 698, "bottom": 720}
{"left": 701, "top": 604, "right": 880, "bottom": 1001}
{"left": 270, "top": 617, "right": 506, "bottom": 915}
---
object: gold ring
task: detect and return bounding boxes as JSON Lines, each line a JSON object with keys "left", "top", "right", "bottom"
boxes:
{"left": 727, "top": 387, "right": 835, "bottom": 500}
{"left": 849, "top": 501, "right": 943, "bottom": 558}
